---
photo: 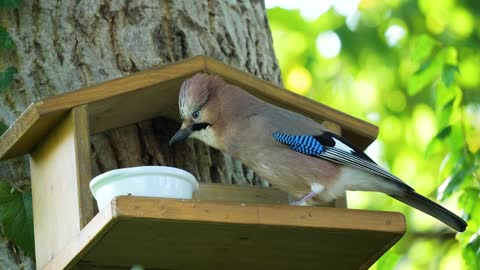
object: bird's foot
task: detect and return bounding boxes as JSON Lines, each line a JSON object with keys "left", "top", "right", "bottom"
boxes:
{"left": 290, "top": 183, "right": 324, "bottom": 206}
{"left": 290, "top": 190, "right": 319, "bottom": 206}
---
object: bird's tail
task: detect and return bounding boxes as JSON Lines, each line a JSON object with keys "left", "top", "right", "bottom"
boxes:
{"left": 389, "top": 189, "right": 467, "bottom": 232}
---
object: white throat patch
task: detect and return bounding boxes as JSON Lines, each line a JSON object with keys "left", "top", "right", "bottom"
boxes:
{"left": 190, "top": 126, "right": 218, "bottom": 149}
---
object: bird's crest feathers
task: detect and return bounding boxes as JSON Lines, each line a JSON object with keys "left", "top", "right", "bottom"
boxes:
{"left": 178, "top": 73, "right": 225, "bottom": 119}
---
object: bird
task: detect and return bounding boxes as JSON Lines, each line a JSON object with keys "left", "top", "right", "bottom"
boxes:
{"left": 169, "top": 73, "right": 467, "bottom": 232}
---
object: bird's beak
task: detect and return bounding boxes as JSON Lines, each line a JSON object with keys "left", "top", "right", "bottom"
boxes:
{"left": 169, "top": 124, "right": 192, "bottom": 146}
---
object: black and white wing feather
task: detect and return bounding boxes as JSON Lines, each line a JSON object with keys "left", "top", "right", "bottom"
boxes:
{"left": 272, "top": 131, "right": 411, "bottom": 190}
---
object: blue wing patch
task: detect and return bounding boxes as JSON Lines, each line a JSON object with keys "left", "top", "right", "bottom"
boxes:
{"left": 272, "top": 132, "right": 412, "bottom": 190}
{"left": 272, "top": 132, "right": 324, "bottom": 156}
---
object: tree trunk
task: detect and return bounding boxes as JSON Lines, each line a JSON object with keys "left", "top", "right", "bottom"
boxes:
{"left": 0, "top": 0, "right": 281, "bottom": 268}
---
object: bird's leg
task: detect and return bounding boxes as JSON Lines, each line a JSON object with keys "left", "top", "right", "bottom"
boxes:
{"left": 290, "top": 183, "right": 324, "bottom": 206}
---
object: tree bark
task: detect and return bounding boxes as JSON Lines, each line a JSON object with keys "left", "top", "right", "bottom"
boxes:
{"left": 0, "top": 0, "right": 281, "bottom": 268}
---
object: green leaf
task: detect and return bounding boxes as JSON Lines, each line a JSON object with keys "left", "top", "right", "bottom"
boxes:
{"left": 459, "top": 188, "right": 480, "bottom": 217}
{"left": 447, "top": 123, "right": 466, "bottom": 151}
{"left": 442, "top": 64, "right": 459, "bottom": 88}
{"left": 437, "top": 125, "right": 452, "bottom": 139}
{"left": 0, "top": 67, "right": 18, "bottom": 92}
{"left": 0, "top": 122, "right": 7, "bottom": 136}
{"left": 425, "top": 126, "right": 452, "bottom": 158}
{"left": 414, "top": 59, "right": 432, "bottom": 75}
{"left": 0, "top": 27, "right": 14, "bottom": 49}
{"left": 411, "top": 35, "right": 436, "bottom": 63}
{"left": 0, "top": 0, "right": 21, "bottom": 8}
{"left": 376, "top": 252, "right": 401, "bottom": 270}
{"left": 463, "top": 234, "right": 480, "bottom": 270}
{"left": 438, "top": 161, "right": 478, "bottom": 201}
{"left": 462, "top": 243, "right": 479, "bottom": 270}
{"left": 437, "top": 98, "right": 455, "bottom": 129}
{"left": 407, "top": 52, "right": 443, "bottom": 96}
{"left": 0, "top": 181, "right": 34, "bottom": 256}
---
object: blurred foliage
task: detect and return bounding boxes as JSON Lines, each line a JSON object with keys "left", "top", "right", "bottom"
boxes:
{"left": 0, "top": 0, "right": 33, "bottom": 258}
{"left": 0, "top": 0, "right": 21, "bottom": 9}
{"left": 0, "top": 66, "right": 17, "bottom": 92}
{"left": 267, "top": 0, "right": 479, "bottom": 269}
{"left": 0, "top": 181, "right": 34, "bottom": 257}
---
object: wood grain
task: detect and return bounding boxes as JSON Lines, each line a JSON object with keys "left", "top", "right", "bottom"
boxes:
{"left": 30, "top": 107, "right": 94, "bottom": 269}
{"left": 114, "top": 197, "right": 404, "bottom": 233}
{"left": 44, "top": 196, "right": 405, "bottom": 270}
{"left": 0, "top": 103, "right": 68, "bottom": 161}
{"left": 73, "top": 106, "right": 95, "bottom": 228}
{"left": 194, "top": 183, "right": 289, "bottom": 204}
{"left": 0, "top": 56, "right": 378, "bottom": 161}
{"left": 44, "top": 204, "right": 115, "bottom": 270}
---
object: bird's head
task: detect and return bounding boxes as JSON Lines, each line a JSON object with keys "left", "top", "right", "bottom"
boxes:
{"left": 169, "top": 73, "right": 225, "bottom": 148}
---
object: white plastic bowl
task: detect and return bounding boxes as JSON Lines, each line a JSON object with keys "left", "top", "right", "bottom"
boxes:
{"left": 89, "top": 166, "right": 199, "bottom": 209}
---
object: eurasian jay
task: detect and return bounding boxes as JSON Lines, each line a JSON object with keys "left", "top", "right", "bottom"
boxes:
{"left": 169, "top": 73, "right": 467, "bottom": 232}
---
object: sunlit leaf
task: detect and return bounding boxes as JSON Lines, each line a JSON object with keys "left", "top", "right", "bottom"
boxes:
{"left": 414, "top": 59, "right": 432, "bottom": 75}
{"left": 376, "top": 251, "right": 401, "bottom": 270}
{"left": 459, "top": 188, "right": 479, "bottom": 217}
{"left": 425, "top": 126, "right": 452, "bottom": 158}
{"left": 437, "top": 98, "right": 455, "bottom": 129}
{"left": 463, "top": 234, "right": 480, "bottom": 270}
{"left": 438, "top": 161, "right": 478, "bottom": 201}
{"left": 0, "top": 181, "right": 34, "bottom": 256}
{"left": 447, "top": 123, "right": 466, "bottom": 151}
{"left": 0, "top": 67, "right": 18, "bottom": 92}
{"left": 437, "top": 125, "right": 452, "bottom": 139}
{"left": 462, "top": 243, "right": 479, "bottom": 270}
{"left": 407, "top": 52, "right": 443, "bottom": 95}
{"left": 408, "top": 71, "right": 432, "bottom": 95}
{"left": 267, "top": 8, "right": 311, "bottom": 34}
{"left": 442, "top": 64, "right": 459, "bottom": 88}
{"left": 411, "top": 34, "right": 436, "bottom": 63}
{"left": 0, "top": 0, "right": 21, "bottom": 8}
{"left": 0, "top": 27, "right": 14, "bottom": 49}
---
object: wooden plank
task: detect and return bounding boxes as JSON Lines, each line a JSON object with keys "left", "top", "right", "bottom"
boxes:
{"left": 88, "top": 219, "right": 393, "bottom": 270}
{"left": 194, "top": 183, "right": 289, "bottom": 204}
{"left": 40, "top": 56, "right": 205, "bottom": 134}
{"left": 322, "top": 120, "right": 341, "bottom": 134}
{"left": 30, "top": 107, "right": 94, "bottom": 269}
{"left": 44, "top": 204, "right": 115, "bottom": 270}
{"left": 36, "top": 56, "right": 206, "bottom": 115}
{"left": 205, "top": 58, "right": 378, "bottom": 149}
{"left": 30, "top": 111, "right": 81, "bottom": 269}
{"left": 87, "top": 75, "right": 187, "bottom": 134}
{"left": 0, "top": 56, "right": 378, "bottom": 161}
{"left": 44, "top": 197, "right": 405, "bottom": 270}
{"left": 0, "top": 103, "right": 69, "bottom": 161}
{"left": 195, "top": 183, "right": 336, "bottom": 207}
{"left": 113, "top": 197, "right": 404, "bottom": 233}
{"left": 72, "top": 106, "right": 95, "bottom": 227}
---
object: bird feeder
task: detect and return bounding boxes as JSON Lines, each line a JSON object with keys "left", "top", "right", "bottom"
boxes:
{"left": 0, "top": 56, "right": 405, "bottom": 270}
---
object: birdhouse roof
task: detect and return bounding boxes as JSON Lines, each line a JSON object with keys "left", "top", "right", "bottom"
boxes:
{"left": 0, "top": 56, "right": 378, "bottom": 161}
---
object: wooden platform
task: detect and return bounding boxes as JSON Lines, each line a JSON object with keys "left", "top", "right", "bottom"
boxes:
{"left": 44, "top": 196, "right": 405, "bottom": 270}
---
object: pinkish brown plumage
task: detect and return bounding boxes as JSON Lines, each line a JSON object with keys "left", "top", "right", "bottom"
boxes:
{"left": 170, "top": 73, "right": 467, "bottom": 232}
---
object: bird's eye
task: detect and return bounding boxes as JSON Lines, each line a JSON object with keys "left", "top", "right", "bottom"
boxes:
{"left": 191, "top": 110, "right": 200, "bottom": 119}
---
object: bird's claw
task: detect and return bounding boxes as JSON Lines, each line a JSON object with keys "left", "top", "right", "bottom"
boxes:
{"left": 290, "top": 200, "right": 307, "bottom": 206}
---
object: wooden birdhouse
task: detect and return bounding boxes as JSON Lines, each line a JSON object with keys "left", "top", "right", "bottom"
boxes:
{"left": 0, "top": 56, "right": 405, "bottom": 270}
